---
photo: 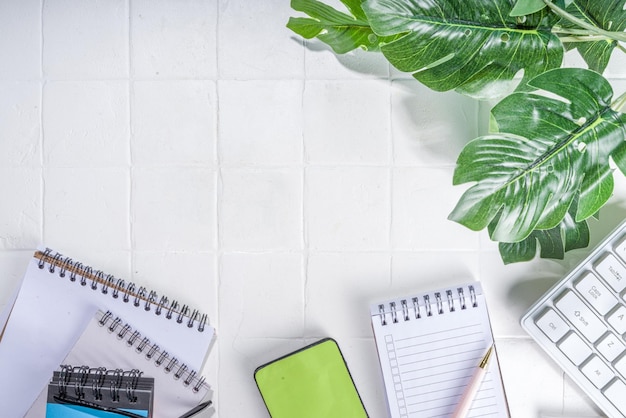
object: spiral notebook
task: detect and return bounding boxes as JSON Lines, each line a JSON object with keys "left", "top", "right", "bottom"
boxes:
{"left": 370, "top": 282, "right": 509, "bottom": 418}
{"left": 0, "top": 248, "right": 214, "bottom": 417}
{"left": 45, "top": 367, "right": 155, "bottom": 418}
{"left": 26, "top": 310, "right": 210, "bottom": 418}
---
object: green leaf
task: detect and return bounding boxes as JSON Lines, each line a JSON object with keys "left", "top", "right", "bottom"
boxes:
{"left": 499, "top": 238, "right": 537, "bottom": 263}
{"left": 559, "top": 0, "right": 626, "bottom": 73}
{"left": 341, "top": 0, "right": 370, "bottom": 21}
{"left": 499, "top": 227, "right": 565, "bottom": 263}
{"left": 612, "top": 141, "right": 626, "bottom": 175}
{"left": 362, "top": 0, "right": 563, "bottom": 99}
{"left": 449, "top": 68, "right": 626, "bottom": 243}
{"left": 510, "top": 0, "right": 548, "bottom": 17}
{"left": 562, "top": 208, "right": 591, "bottom": 252}
{"left": 497, "top": 198, "right": 590, "bottom": 263}
{"left": 287, "top": 0, "right": 382, "bottom": 53}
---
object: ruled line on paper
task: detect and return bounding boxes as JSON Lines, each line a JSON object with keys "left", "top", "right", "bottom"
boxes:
{"left": 395, "top": 324, "right": 482, "bottom": 343}
{"left": 397, "top": 337, "right": 485, "bottom": 358}
{"left": 399, "top": 348, "right": 484, "bottom": 368}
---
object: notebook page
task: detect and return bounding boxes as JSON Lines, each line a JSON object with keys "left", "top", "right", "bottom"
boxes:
{"left": 26, "top": 311, "right": 209, "bottom": 418}
{"left": 0, "top": 249, "right": 214, "bottom": 418}
{"left": 370, "top": 283, "right": 509, "bottom": 418}
{"left": 0, "top": 276, "right": 22, "bottom": 342}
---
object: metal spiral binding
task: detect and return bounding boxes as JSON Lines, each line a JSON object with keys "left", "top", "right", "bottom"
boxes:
{"left": 446, "top": 290, "right": 455, "bottom": 312}
{"left": 54, "top": 366, "right": 143, "bottom": 403}
{"left": 57, "top": 365, "right": 71, "bottom": 397}
{"left": 109, "top": 369, "right": 123, "bottom": 402}
{"left": 91, "top": 367, "right": 106, "bottom": 400}
{"left": 36, "top": 248, "right": 208, "bottom": 332}
{"left": 377, "top": 285, "right": 479, "bottom": 326}
{"left": 424, "top": 294, "right": 432, "bottom": 316}
{"left": 434, "top": 292, "right": 444, "bottom": 314}
{"left": 98, "top": 310, "right": 208, "bottom": 393}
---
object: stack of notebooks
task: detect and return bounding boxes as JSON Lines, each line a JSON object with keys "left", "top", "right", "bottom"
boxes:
{"left": 0, "top": 248, "right": 215, "bottom": 417}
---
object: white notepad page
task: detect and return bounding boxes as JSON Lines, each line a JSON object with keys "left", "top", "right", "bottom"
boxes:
{"left": 370, "top": 282, "right": 509, "bottom": 418}
{"left": 0, "top": 249, "right": 214, "bottom": 417}
{"left": 25, "top": 310, "right": 210, "bottom": 418}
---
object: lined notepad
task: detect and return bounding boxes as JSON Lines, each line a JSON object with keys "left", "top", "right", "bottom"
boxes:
{"left": 370, "top": 282, "right": 509, "bottom": 418}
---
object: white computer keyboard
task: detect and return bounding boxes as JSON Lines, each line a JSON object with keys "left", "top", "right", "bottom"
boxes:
{"left": 522, "top": 219, "right": 626, "bottom": 417}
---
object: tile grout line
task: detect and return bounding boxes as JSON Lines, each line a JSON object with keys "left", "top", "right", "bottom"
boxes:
{"left": 301, "top": 38, "right": 306, "bottom": 337}
{"left": 302, "top": 85, "right": 308, "bottom": 338}
{"left": 39, "top": 0, "right": 46, "bottom": 244}
{"left": 37, "top": 76, "right": 403, "bottom": 82}
{"left": 214, "top": 0, "right": 222, "bottom": 411}
{"left": 388, "top": 64, "right": 394, "bottom": 285}
{"left": 387, "top": 64, "right": 394, "bottom": 289}
{"left": 128, "top": 0, "right": 135, "bottom": 279}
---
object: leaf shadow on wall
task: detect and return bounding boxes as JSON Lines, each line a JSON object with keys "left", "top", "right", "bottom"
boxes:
{"left": 297, "top": 38, "right": 391, "bottom": 80}
{"left": 296, "top": 37, "right": 481, "bottom": 164}
{"left": 390, "top": 80, "right": 481, "bottom": 164}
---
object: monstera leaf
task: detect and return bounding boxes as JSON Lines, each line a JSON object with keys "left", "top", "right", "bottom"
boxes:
{"left": 362, "top": 0, "right": 564, "bottom": 98}
{"left": 287, "top": 0, "right": 383, "bottom": 53}
{"left": 558, "top": 0, "right": 626, "bottom": 73}
{"left": 510, "top": 0, "right": 549, "bottom": 16}
{"left": 496, "top": 198, "right": 590, "bottom": 263}
{"left": 449, "top": 68, "right": 626, "bottom": 247}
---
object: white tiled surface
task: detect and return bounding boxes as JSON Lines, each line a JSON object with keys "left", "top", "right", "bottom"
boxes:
{"left": 2, "top": 1, "right": 626, "bottom": 417}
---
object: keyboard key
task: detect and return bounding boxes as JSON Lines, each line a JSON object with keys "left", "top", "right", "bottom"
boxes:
{"left": 614, "top": 235, "right": 626, "bottom": 262}
{"left": 604, "top": 379, "right": 626, "bottom": 413}
{"left": 596, "top": 333, "right": 626, "bottom": 362}
{"left": 607, "top": 305, "right": 626, "bottom": 335}
{"left": 575, "top": 272, "right": 619, "bottom": 315}
{"left": 555, "top": 290, "right": 606, "bottom": 342}
{"left": 581, "top": 355, "right": 613, "bottom": 389}
{"left": 558, "top": 332, "right": 592, "bottom": 366}
{"left": 535, "top": 309, "right": 569, "bottom": 342}
{"left": 595, "top": 254, "right": 626, "bottom": 293}
{"left": 613, "top": 354, "right": 626, "bottom": 376}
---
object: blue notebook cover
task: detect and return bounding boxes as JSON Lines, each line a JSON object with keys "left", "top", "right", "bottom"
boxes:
{"left": 46, "top": 404, "right": 149, "bottom": 418}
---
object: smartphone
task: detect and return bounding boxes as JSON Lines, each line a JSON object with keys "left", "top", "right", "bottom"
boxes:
{"left": 254, "top": 338, "right": 368, "bottom": 418}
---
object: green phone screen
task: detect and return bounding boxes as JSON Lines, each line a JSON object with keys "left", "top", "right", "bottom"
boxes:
{"left": 254, "top": 338, "right": 368, "bottom": 418}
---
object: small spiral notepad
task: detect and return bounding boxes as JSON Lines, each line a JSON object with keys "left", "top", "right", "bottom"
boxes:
{"left": 370, "top": 282, "right": 509, "bottom": 418}
{"left": 45, "top": 366, "right": 155, "bottom": 418}
{"left": 0, "top": 248, "right": 214, "bottom": 417}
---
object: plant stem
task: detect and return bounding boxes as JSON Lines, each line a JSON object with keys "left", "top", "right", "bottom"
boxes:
{"left": 552, "top": 27, "right": 594, "bottom": 36}
{"left": 554, "top": 26, "right": 626, "bottom": 47}
{"left": 558, "top": 35, "right": 614, "bottom": 43}
{"left": 544, "top": 0, "right": 626, "bottom": 42}
{"left": 613, "top": 91, "right": 626, "bottom": 113}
